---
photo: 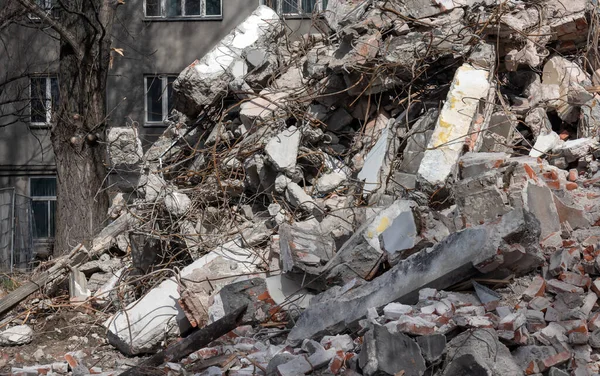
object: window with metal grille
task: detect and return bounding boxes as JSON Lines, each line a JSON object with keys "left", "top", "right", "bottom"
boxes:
{"left": 145, "top": 75, "right": 176, "bottom": 125}
{"left": 30, "top": 177, "right": 56, "bottom": 239}
{"left": 145, "top": 0, "right": 221, "bottom": 18}
{"left": 266, "top": 0, "right": 328, "bottom": 15}
{"left": 30, "top": 76, "right": 59, "bottom": 127}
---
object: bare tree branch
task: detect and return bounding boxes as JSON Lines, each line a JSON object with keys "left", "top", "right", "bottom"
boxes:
{"left": 16, "top": 0, "right": 85, "bottom": 61}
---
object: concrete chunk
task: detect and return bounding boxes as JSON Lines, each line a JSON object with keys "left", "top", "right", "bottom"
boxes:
{"left": 359, "top": 325, "right": 426, "bottom": 376}
{"left": 418, "top": 63, "right": 491, "bottom": 190}
{"left": 265, "top": 126, "right": 300, "bottom": 172}
{"left": 173, "top": 6, "right": 282, "bottom": 117}
{"left": 288, "top": 209, "right": 541, "bottom": 344}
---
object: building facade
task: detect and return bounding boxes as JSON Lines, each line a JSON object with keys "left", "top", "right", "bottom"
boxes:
{"left": 0, "top": 0, "right": 322, "bottom": 268}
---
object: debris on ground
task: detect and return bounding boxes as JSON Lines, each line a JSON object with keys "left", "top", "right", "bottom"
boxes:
{"left": 6, "top": 1, "right": 600, "bottom": 375}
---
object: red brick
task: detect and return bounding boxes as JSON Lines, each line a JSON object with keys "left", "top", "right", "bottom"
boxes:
{"left": 525, "top": 360, "right": 541, "bottom": 375}
{"left": 559, "top": 271, "right": 591, "bottom": 288}
{"left": 498, "top": 312, "right": 526, "bottom": 331}
{"left": 547, "top": 180, "right": 561, "bottom": 190}
{"left": 546, "top": 279, "right": 584, "bottom": 294}
{"left": 64, "top": 354, "right": 78, "bottom": 369}
{"left": 329, "top": 351, "right": 346, "bottom": 374}
{"left": 523, "top": 164, "right": 539, "bottom": 181}
{"left": 566, "top": 182, "right": 578, "bottom": 191}
{"left": 522, "top": 276, "right": 546, "bottom": 301}
{"left": 568, "top": 169, "right": 578, "bottom": 182}
{"left": 538, "top": 351, "right": 571, "bottom": 370}
{"left": 514, "top": 326, "right": 529, "bottom": 345}
{"left": 560, "top": 319, "right": 588, "bottom": 334}
{"left": 589, "top": 311, "right": 600, "bottom": 331}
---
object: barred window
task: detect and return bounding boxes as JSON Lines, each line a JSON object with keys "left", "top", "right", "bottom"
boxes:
{"left": 145, "top": 0, "right": 222, "bottom": 18}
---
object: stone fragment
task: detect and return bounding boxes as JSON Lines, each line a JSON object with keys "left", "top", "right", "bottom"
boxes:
{"left": 416, "top": 334, "right": 446, "bottom": 363}
{"left": 546, "top": 279, "right": 584, "bottom": 294}
{"left": 359, "top": 325, "right": 426, "bottom": 376}
{"left": 315, "top": 172, "right": 346, "bottom": 194}
{"left": 325, "top": 0, "right": 368, "bottom": 31}
{"left": 265, "top": 126, "right": 300, "bottom": 173}
{"left": 418, "top": 63, "right": 491, "bottom": 190}
{"left": 285, "top": 182, "right": 322, "bottom": 217}
{"left": 0, "top": 325, "right": 33, "bottom": 346}
{"left": 525, "top": 183, "right": 561, "bottom": 239}
{"left": 522, "top": 276, "right": 546, "bottom": 301}
{"left": 530, "top": 131, "right": 561, "bottom": 158}
{"left": 525, "top": 108, "right": 553, "bottom": 139}
{"left": 443, "top": 328, "right": 521, "bottom": 375}
{"left": 69, "top": 267, "right": 91, "bottom": 303}
{"left": 383, "top": 303, "right": 413, "bottom": 320}
{"left": 164, "top": 191, "right": 191, "bottom": 217}
{"left": 107, "top": 127, "right": 143, "bottom": 166}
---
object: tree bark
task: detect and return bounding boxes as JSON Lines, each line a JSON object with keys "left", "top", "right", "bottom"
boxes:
{"left": 48, "top": 0, "right": 119, "bottom": 254}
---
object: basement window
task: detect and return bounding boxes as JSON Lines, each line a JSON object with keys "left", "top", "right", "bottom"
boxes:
{"left": 266, "top": 0, "right": 328, "bottom": 16}
{"left": 30, "top": 177, "right": 56, "bottom": 239}
{"left": 145, "top": 0, "right": 222, "bottom": 19}
{"left": 145, "top": 75, "right": 176, "bottom": 126}
{"left": 30, "top": 76, "right": 59, "bottom": 128}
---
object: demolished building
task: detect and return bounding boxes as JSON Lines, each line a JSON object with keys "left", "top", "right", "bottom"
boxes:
{"left": 6, "top": 0, "right": 600, "bottom": 375}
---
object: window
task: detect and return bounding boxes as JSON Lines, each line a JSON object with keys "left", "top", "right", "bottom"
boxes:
{"left": 30, "top": 177, "right": 56, "bottom": 239}
{"left": 145, "top": 75, "right": 176, "bottom": 125}
{"left": 30, "top": 76, "right": 59, "bottom": 127}
{"left": 145, "top": 0, "right": 222, "bottom": 18}
{"left": 266, "top": 0, "right": 328, "bottom": 16}
{"left": 29, "top": 0, "right": 59, "bottom": 19}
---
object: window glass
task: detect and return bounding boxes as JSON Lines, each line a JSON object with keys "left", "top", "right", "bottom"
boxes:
{"left": 49, "top": 200, "right": 56, "bottom": 237}
{"left": 302, "top": 0, "right": 316, "bottom": 13}
{"left": 50, "top": 77, "right": 59, "bottom": 115}
{"left": 167, "top": 76, "right": 176, "bottom": 116}
{"left": 282, "top": 0, "right": 298, "bottom": 13}
{"left": 32, "top": 201, "right": 49, "bottom": 238}
{"left": 146, "top": 0, "right": 160, "bottom": 16}
{"left": 322, "top": 0, "right": 328, "bottom": 10}
{"left": 31, "top": 78, "right": 46, "bottom": 123}
{"left": 146, "top": 77, "right": 164, "bottom": 122}
{"left": 166, "top": 0, "right": 181, "bottom": 17}
{"left": 30, "top": 177, "right": 56, "bottom": 197}
{"left": 185, "top": 0, "right": 201, "bottom": 15}
{"left": 206, "top": 0, "right": 221, "bottom": 15}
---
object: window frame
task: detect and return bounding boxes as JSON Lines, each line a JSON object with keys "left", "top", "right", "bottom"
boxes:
{"left": 143, "top": 0, "right": 223, "bottom": 20}
{"left": 266, "top": 0, "right": 327, "bottom": 18}
{"left": 144, "top": 74, "right": 177, "bottom": 127}
{"left": 28, "top": 0, "right": 59, "bottom": 20}
{"left": 29, "top": 176, "right": 57, "bottom": 240}
{"left": 29, "top": 75, "right": 59, "bottom": 129}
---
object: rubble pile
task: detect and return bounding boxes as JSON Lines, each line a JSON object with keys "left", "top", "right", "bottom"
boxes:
{"left": 7, "top": 0, "right": 600, "bottom": 375}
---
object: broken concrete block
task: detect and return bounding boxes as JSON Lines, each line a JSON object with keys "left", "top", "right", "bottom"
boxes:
{"left": 357, "top": 122, "right": 397, "bottom": 196}
{"left": 383, "top": 303, "right": 413, "bottom": 320}
{"left": 279, "top": 223, "right": 335, "bottom": 288}
{"left": 326, "top": 108, "right": 353, "bottom": 132}
{"left": 525, "top": 108, "right": 553, "bottom": 139}
{"left": 524, "top": 182, "right": 561, "bottom": 240}
{"left": 207, "top": 278, "right": 275, "bottom": 324}
{"left": 164, "top": 191, "right": 191, "bottom": 217}
{"left": 530, "top": 131, "right": 561, "bottom": 158}
{"left": 265, "top": 126, "right": 300, "bottom": 173}
{"left": 359, "top": 325, "right": 426, "bottom": 376}
{"left": 480, "top": 112, "right": 517, "bottom": 153}
{"left": 542, "top": 56, "right": 590, "bottom": 122}
{"left": 443, "top": 328, "right": 521, "bottom": 375}
{"left": 285, "top": 182, "right": 322, "bottom": 217}
{"left": 418, "top": 63, "right": 491, "bottom": 190}
{"left": 105, "top": 240, "right": 264, "bottom": 355}
{"left": 139, "top": 173, "right": 167, "bottom": 202}
{"left": 379, "top": 203, "right": 419, "bottom": 256}
{"left": 0, "top": 325, "right": 33, "bottom": 346}
{"left": 69, "top": 268, "right": 91, "bottom": 303}
{"left": 173, "top": 6, "right": 283, "bottom": 117}
{"left": 107, "top": 127, "right": 143, "bottom": 166}
{"left": 240, "top": 90, "right": 290, "bottom": 127}
{"left": 315, "top": 172, "right": 346, "bottom": 194}
{"left": 416, "top": 334, "right": 446, "bottom": 363}
{"left": 554, "top": 138, "right": 597, "bottom": 163}
{"left": 265, "top": 274, "right": 313, "bottom": 310}
{"left": 325, "top": 0, "right": 369, "bottom": 31}
{"left": 288, "top": 209, "right": 541, "bottom": 344}
{"left": 398, "top": 109, "right": 438, "bottom": 174}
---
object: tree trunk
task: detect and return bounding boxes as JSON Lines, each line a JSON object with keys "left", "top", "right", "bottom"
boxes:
{"left": 50, "top": 0, "right": 118, "bottom": 254}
